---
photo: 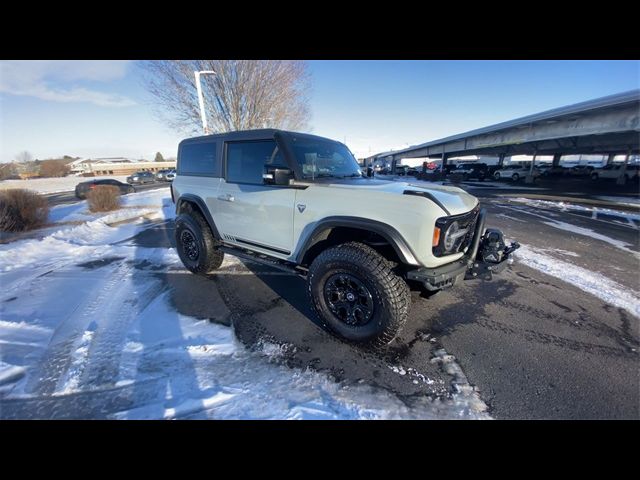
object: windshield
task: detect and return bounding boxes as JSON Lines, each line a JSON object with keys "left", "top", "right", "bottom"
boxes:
{"left": 289, "top": 137, "right": 362, "bottom": 179}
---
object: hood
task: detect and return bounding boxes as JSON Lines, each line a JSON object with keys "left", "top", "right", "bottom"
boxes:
{"left": 314, "top": 178, "right": 478, "bottom": 216}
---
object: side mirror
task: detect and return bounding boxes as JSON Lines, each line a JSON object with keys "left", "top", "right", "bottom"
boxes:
{"left": 366, "top": 166, "right": 374, "bottom": 178}
{"left": 263, "top": 167, "right": 293, "bottom": 186}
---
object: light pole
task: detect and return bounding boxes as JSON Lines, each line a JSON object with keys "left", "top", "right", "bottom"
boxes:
{"left": 194, "top": 70, "right": 216, "bottom": 134}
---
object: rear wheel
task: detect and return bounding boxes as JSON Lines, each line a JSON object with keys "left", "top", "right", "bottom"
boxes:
{"left": 512, "top": 173, "right": 520, "bottom": 181}
{"left": 308, "top": 242, "right": 410, "bottom": 347}
{"left": 494, "top": 172, "right": 501, "bottom": 180}
{"left": 175, "top": 211, "right": 224, "bottom": 275}
{"left": 591, "top": 173, "right": 599, "bottom": 181}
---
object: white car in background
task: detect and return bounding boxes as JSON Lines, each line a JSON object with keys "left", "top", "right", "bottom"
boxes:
{"left": 493, "top": 164, "right": 539, "bottom": 182}
{"left": 165, "top": 170, "right": 176, "bottom": 181}
{"left": 591, "top": 164, "right": 639, "bottom": 183}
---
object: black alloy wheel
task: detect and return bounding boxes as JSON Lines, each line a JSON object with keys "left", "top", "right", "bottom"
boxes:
{"left": 323, "top": 273, "right": 374, "bottom": 326}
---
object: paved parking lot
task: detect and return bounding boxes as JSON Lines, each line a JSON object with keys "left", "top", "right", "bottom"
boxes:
{"left": 129, "top": 190, "right": 639, "bottom": 419}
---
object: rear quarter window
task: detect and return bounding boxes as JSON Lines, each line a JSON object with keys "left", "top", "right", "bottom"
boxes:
{"left": 178, "top": 141, "right": 219, "bottom": 176}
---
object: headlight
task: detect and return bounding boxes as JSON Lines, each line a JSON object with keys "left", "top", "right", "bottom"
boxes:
{"left": 443, "top": 221, "right": 468, "bottom": 252}
{"left": 443, "top": 221, "right": 459, "bottom": 251}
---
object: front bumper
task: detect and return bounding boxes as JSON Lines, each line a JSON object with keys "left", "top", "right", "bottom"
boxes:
{"left": 406, "top": 208, "right": 519, "bottom": 290}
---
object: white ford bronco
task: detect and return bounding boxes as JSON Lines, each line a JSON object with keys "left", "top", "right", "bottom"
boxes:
{"left": 171, "top": 129, "right": 519, "bottom": 346}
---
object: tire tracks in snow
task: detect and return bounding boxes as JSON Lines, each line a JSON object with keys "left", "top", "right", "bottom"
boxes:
{"left": 25, "top": 262, "right": 134, "bottom": 395}
{"left": 76, "top": 275, "right": 167, "bottom": 390}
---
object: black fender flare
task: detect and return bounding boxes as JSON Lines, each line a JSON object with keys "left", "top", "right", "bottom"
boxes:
{"left": 294, "top": 216, "right": 420, "bottom": 266}
{"left": 175, "top": 194, "right": 221, "bottom": 240}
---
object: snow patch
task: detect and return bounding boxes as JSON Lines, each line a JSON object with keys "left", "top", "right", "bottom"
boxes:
{"left": 594, "top": 196, "right": 640, "bottom": 207}
{"left": 430, "top": 349, "right": 491, "bottom": 418}
{"left": 508, "top": 197, "right": 640, "bottom": 223}
{"left": 58, "top": 330, "right": 95, "bottom": 394}
{"left": 541, "top": 220, "right": 638, "bottom": 256}
{"left": 0, "top": 362, "right": 26, "bottom": 385}
{"left": 514, "top": 244, "right": 640, "bottom": 318}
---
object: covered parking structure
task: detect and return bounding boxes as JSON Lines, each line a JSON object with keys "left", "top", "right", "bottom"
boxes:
{"left": 367, "top": 90, "right": 640, "bottom": 183}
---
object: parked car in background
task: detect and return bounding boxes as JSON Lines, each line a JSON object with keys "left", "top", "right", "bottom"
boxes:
{"left": 591, "top": 164, "right": 639, "bottom": 184}
{"left": 155, "top": 169, "right": 173, "bottom": 181}
{"left": 165, "top": 170, "right": 176, "bottom": 181}
{"left": 451, "top": 163, "right": 489, "bottom": 181}
{"left": 537, "top": 164, "right": 566, "bottom": 177}
{"left": 493, "top": 164, "right": 539, "bottom": 182}
{"left": 395, "top": 165, "right": 410, "bottom": 176}
{"left": 126, "top": 171, "right": 155, "bottom": 185}
{"left": 566, "top": 165, "right": 595, "bottom": 177}
{"left": 75, "top": 179, "right": 135, "bottom": 199}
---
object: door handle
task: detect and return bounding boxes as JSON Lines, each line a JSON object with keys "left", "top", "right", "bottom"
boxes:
{"left": 218, "top": 194, "right": 235, "bottom": 202}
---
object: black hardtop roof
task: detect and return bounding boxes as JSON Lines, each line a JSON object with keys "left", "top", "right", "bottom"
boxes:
{"left": 179, "top": 129, "right": 342, "bottom": 146}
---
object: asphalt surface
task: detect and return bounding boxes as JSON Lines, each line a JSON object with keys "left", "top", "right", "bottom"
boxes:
{"left": 129, "top": 190, "right": 639, "bottom": 419}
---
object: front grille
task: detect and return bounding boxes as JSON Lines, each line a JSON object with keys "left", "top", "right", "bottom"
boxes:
{"left": 433, "top": 206, "right": 480, "bottom": 257}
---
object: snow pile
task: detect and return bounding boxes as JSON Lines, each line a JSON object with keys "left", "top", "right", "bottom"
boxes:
{"left": 514, "top": 244, "right": 640, "bottom": 318}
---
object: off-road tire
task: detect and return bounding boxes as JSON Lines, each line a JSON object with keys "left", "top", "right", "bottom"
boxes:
{"left": 307, "top": 242, "right": 410, "bottom": 347}
{"left": 175, "top": 211, "right": 224, "bottom": 275}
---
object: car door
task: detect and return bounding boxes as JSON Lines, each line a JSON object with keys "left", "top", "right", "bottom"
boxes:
{"left": 215, "top": 139, "right": 296, "bottom": 257}
{"left": 104, "top": 179, "right": 122, "bottom": 193}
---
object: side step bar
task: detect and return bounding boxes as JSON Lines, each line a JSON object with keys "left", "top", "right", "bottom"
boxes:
{"left": 218, "top": 245, "right": 307, "bottom": 276}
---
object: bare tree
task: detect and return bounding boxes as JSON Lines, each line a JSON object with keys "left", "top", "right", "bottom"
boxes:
{"left": 140, "top": 60, "right": 311, "bottom": 135}
{"left": 14, "top": 151, "right": 33, "bottom": 163}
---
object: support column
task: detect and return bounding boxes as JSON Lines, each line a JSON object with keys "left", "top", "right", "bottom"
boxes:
{"left": 498, "top": 153, "right": 506, "bottom": 167}
{"left": 616, "top": 151, "right": 631, "bottom": 185}
{"left": 552, "top": 153, "right": 562, "bottom": 167}
{"left": 525, "top": 152, "right": 537, "bottom": 184}
{"left": 441, "top": 153, "right": 449, "bottom": 182}
{"left": 606, "top": 153, "right": 616, "bottom": 166}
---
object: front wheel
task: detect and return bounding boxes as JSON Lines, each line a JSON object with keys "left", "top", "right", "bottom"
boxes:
{"left": 494, "top": 172, "right": 501, "bottom": 180}
{"left": 591, "top": 173, "right": 599, "bottom": 181}
{"left": 512, "top": 173, "right": 520, "bottom": 181}
{"left": 307, "top": 242, "right": 410, "bottom": 347}
{"left": 175, "top": 211, "right": 224, "bottom": 275}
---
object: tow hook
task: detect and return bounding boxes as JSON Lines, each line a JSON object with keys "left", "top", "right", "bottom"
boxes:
{"left": 466, "top": 228, "right": 520, "bottom": 280}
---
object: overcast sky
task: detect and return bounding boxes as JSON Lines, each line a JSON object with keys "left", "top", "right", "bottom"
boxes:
{"left": 1, "top": 60, "right": 638, "bottom": 163}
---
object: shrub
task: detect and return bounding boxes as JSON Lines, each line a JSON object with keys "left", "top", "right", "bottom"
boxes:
{"left": 0, "top": 189, "right": 50, "bottom": 232}
{"left": 39, "top": 159, "right": 71, "bottom": 178}
{"left": 87, "top": 185, "right": 121, "bottom": 212}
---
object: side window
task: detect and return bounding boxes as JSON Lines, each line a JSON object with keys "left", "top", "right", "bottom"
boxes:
{"left": 226, "top": 140, "right": 283, "bottom": 184}
{"left": 178, "top": 141, "right": 218, "bottom": 176}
